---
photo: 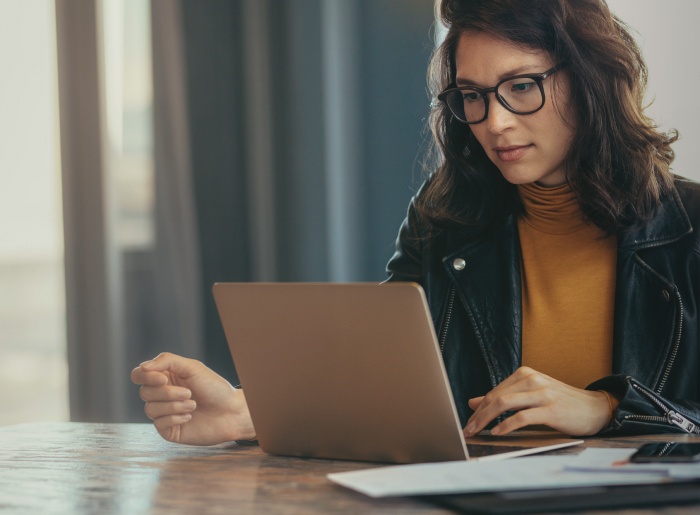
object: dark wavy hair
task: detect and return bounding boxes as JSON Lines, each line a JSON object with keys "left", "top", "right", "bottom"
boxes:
{"left": 416, "top": 0, "right": 678, "bottom": 237}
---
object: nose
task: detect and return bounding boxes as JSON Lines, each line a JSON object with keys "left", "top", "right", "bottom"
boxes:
{"left": 486, "top": 93, "right": 517, "bottom": 134}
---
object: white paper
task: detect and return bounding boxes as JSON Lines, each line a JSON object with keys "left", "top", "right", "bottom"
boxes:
{"left": 472, "top": 440, "right": 583, "bottom": 461}
{"left": 566, "top": 447, "right": 700, "bottom": 479}
{"left": 327, "top": 453, "right": 668, "bottom": 498}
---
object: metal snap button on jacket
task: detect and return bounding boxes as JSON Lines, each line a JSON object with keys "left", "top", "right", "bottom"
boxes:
{"left": 453, "top": 258, "right": 466, "bottom": 271}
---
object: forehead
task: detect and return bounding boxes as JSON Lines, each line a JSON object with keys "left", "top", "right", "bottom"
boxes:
{"left": 454, "top": 31, "right": 553, "bottom": 86}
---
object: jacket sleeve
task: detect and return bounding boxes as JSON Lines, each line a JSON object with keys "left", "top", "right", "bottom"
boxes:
{"left": 384, "top": 195, "right": 425, "bottom": 284}
{"left": 587, "top": 375, "right": 700, "bottom": 436}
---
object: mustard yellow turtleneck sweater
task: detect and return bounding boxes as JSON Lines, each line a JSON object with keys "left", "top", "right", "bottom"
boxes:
{"left": 517, "top": 182, "right": 617, "bottom": 390}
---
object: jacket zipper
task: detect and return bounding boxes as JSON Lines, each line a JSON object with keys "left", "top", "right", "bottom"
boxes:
{"left": 441, "top": 282, "right": 498, "bottom": 396}
{"left": 626, "top": 383, "right": 700, "bottom": 434}
{"left": 656, "top": 290, "right": 683, "bottom": 394}
{"left": 439, "top": 287, "right": 456, "bottom": 354}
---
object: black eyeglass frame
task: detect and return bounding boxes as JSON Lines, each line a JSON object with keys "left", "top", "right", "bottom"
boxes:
{"left": 437, "top": 62, "right": 567, "bottom": 124}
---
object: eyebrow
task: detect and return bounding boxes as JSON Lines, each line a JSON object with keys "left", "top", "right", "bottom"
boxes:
{"left": 455, "top": 64, "right": 545, "bottom": 87}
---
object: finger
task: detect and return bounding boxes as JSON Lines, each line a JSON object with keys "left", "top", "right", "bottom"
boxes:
{"left": 153, "top": 414, "right": 192, "bottom": 442}
{"left": 465, "top": 390, "right": 550, "bottom": 436}
{"left": 131, "top": 368, "right": 169, "bottom": 386}
{"left": 491, "top": 407, "right": 550, "bottom": 435}
{"left": 468, "top": 396, "right": 485, "bottom": 409}
{"left": 467, "top": 371, "right": 534, "bottom": 422}
{"left": 139, "top": 352, "right": 205, "bottom": 378}
{"left": 144, "top": 400, "right": 197, "bottom": 420}
{"left": 140, "top": 385, "right": 192, "bottom": 402}
{"left": 480, "top": 367, "right": 539, "bottom": 398}
{"left": 466, "top": 371, "right": 550, "bottom": 428}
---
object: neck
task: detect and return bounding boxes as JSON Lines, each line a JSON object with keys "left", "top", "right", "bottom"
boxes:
{"left": 533, "top": 169, "right": 567, "bottom": 187}
{"left": 517, "top": 181, "right": 588, "bottom": 234}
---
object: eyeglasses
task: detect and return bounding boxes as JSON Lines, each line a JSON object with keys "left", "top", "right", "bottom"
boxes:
{"left": 437, "top": 62, "right": 566, "bottom": 124}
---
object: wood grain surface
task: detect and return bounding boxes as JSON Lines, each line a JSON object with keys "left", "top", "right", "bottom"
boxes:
{"left": 2, "top": 422, "right": 700, "bottom": 514}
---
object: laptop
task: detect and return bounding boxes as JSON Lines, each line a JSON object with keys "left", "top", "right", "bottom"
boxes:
{"left": 213, "top": 282, "right": 580, "bottom": 464}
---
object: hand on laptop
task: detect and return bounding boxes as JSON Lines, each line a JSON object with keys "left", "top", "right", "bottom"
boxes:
{"left": 131, "top": 353, "right": 256, "bottom": 445}
{"left": 462, "top": 367, "right": 611, "bottom": 438}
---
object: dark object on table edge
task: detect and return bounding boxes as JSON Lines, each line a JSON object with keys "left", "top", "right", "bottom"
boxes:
{"left": 631, "top": 442, "right": 700, "bottom": 463}
{"left": 234, "top": 439, "right": 259, "bottom": 446}
{"left": 422, "top": 479, "right": 700, "bottom": 514}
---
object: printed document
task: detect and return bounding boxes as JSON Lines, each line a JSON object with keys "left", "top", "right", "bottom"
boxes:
{"left": 327, "top": 452, "right": 672, "bottom": 498}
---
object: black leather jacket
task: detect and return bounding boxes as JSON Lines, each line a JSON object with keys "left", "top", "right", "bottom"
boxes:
{"left": 386, "top": 177, "right": 700, "bottom": 436}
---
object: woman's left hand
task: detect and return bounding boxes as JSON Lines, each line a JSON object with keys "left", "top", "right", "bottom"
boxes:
{"left": 463, "top": 367, "right": 611, "bottom": 437}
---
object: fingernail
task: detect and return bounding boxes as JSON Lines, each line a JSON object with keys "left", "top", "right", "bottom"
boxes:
{"left": 180, "top": 414, "right": 192, "bottom": 421}
{"left": 466, "top": 423, "right": 476, "bottom": 434}
{"left": 183, "top": 400, "right": 196, "bottom": 410}
{"left": 179, "top": 389, "right": 191, "bottom": 400}
{"left": 140, "top": 360, "right": 155, "bottom": 369}
{"left": 491, "top": 426, "right": 501, "bottom": 435}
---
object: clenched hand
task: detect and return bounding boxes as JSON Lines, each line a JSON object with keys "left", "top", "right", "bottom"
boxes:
{"left": 131, "top": 352, "right": 256, "bottom": 445}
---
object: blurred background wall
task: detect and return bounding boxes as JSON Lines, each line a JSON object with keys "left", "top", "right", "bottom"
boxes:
{"left": 0, "top": 1, "right": 67, "bottom": 426}
{"left": 1, "top": 0, "right": 699, "bottom": 426}
{"left": 606, "top": 0, "right": 700, "bottom": 184}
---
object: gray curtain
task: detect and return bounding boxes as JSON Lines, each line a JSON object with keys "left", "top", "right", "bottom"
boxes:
{"left": 177, "top": 0, "right": 435, "bottom": 384}
{"left": 57, "top": 0, "right": 435, "bottom": 422}
{"left": 56, "top": 0, "right": 128, "bottom": 423}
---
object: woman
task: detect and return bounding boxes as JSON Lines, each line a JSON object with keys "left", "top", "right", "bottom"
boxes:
{"left": 132, "top": 0, "right": 700, "bottom": 445}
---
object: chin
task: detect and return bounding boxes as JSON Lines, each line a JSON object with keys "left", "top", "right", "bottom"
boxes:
{"left": 496, "top": 166, "right": 546, "bottom": 186}
{"left": 495, "top": 161, "right": 566, "bottom": 187}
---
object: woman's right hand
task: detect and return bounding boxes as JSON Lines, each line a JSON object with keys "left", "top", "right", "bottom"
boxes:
{"left": 131, "top": 352, "right": 256, "bottom": 445}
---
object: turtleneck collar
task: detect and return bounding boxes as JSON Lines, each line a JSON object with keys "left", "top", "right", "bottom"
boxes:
{"left": 517, "top": 181, "right": 589, "bottom": 235}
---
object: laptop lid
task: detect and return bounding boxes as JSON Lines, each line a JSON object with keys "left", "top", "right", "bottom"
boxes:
{"left": 212, "top": 282, "right": 468, "bottom": 464}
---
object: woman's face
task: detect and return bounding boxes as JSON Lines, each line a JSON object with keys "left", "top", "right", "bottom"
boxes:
{"left": 454, "top": 31, "right": 577, "bottom": 187}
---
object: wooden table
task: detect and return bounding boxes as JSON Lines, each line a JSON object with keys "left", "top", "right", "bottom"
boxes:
{"left": 2, "top": 422, "right": 700, "bottom": 514}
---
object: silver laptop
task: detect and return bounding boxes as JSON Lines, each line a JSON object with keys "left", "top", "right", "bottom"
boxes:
{"left": 213, "top": 282, "right": 579, "bottom": 464}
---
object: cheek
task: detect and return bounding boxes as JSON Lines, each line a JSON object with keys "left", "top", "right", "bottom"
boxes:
{"left": 545, "top": 122, "right": 575, "bottom": 159}
{"left": 544, "top": 87, "right": 578, "bottom": 152}
{"left": 533, "top": 107, "right": 575, "bottom": 156}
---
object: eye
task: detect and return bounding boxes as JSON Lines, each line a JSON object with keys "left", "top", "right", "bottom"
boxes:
{"left": 462, "top": 91, "right": 482, "bottom": 103}
{"left": 511, "top": 82, "right": 534, "bottom": 92}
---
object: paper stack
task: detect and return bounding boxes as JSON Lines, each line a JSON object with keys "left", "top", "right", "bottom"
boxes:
{"left": 328, "top": 448, "right": 700, "bottom": 498}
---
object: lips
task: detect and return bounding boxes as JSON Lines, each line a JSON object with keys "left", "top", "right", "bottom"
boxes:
{"left": 494, "top": 144, "right": 532, "bottom": 162}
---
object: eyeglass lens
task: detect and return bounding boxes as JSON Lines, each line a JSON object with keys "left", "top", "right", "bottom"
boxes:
{"left": 446, "top": 77, "right": 543, "bottom": 123}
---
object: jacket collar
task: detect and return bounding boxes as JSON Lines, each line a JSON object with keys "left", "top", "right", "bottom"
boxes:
{"left": 617, "top": 184, "right": 693, "bottom": 250}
